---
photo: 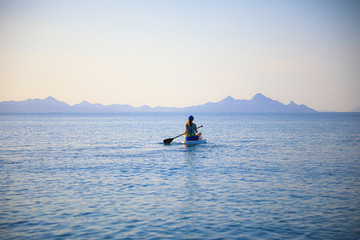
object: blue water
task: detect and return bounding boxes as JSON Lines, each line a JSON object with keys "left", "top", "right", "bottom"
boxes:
{"left": 0, "top": 113, "right": 359, "bottom": 239}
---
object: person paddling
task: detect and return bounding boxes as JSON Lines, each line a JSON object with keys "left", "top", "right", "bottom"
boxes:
{"left": 185, "top": 116, "right": 202, "bottom": 141}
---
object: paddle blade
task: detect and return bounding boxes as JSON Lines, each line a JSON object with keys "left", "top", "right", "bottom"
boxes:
{"left": 163, "top": 138, "right": 173, "bottom": 144}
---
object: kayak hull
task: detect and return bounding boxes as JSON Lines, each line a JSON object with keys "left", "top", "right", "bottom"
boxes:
{"left": 182, "top": 138, "right": 207, "bottom": 145}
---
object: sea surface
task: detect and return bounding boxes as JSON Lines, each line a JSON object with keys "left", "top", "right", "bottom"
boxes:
{"left": 0, "top": 113, "right": 359, "bottom": 239}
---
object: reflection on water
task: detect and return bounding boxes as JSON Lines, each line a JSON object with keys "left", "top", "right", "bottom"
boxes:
{"left": 183, "top": 147, "right": 199, "bottom": 204}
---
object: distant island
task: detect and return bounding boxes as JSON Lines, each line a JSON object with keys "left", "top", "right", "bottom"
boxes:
{"left": 352, "top": 107, "right": 360, "bottom": 112}
{"left": 0, "top": 93, "right": 317, "bottom": 113}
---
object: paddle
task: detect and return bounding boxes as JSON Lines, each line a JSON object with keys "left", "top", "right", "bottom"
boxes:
{"left": 163, "top": 125, "right": 203, "bottom": 144}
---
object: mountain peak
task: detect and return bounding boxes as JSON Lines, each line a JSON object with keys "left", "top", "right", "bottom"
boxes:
{"left": 45, "top": 96, "right": 57, "bottom": 101}
{"left": 78, "top": 101, "right": 91, "bottom": 105}
{"left": 252, "top": 93, "right": 269, "bottom": 101}
{"left": 222, "top": 96, "right": 236, "bottom": 102}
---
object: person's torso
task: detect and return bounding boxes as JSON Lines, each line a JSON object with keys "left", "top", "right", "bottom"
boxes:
{"left": 186, "top": 123, "right": 196, "bottom": 137}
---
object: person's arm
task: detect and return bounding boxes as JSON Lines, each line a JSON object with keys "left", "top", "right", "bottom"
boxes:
{"left": 195, "top": 124, "right": 198, "bottom": 133}
{"left": 184, "top": 124, "right": 188, "bottom": 134}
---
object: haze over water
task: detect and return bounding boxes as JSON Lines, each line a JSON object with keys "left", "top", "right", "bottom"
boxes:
{"left": 1, "top": 113, "right": 359, "bottom": 239}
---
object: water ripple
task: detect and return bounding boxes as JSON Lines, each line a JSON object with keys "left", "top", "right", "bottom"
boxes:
{"left": 0, "top": 113, "right": 359, "bottom": 239}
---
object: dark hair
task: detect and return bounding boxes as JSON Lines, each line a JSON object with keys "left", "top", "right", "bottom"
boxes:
{"left": 188, "top": 118, "right": 193, "bottom": 126}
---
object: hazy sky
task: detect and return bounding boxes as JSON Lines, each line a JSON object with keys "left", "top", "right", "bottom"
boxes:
{"left": 1, "top": 0, "right": 359, "bottom": 111}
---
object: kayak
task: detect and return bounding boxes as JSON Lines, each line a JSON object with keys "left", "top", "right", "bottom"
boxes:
{"left": 182, "top": 138, "right": 207, "bottom": 145}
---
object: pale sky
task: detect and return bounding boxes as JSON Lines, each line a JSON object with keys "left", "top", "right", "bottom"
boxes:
{"left": 0, "top": 0, "right": 359, "bottom": 111}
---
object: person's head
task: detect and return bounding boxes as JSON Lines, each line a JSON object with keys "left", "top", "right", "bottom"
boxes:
{"left": 188, "top": 115, "right": 194, "bottom": 124}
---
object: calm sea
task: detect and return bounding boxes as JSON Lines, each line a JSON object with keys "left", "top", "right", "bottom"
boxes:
{"left": 0, "top": 113, "right": 359, "bottom": 239}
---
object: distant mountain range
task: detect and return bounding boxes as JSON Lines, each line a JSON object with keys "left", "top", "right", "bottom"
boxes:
{"left": 352, "top": 107, "right": 360, "bottom": 112}
{"left": 0, "top": 93, "right": 317, "bottom": 113}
